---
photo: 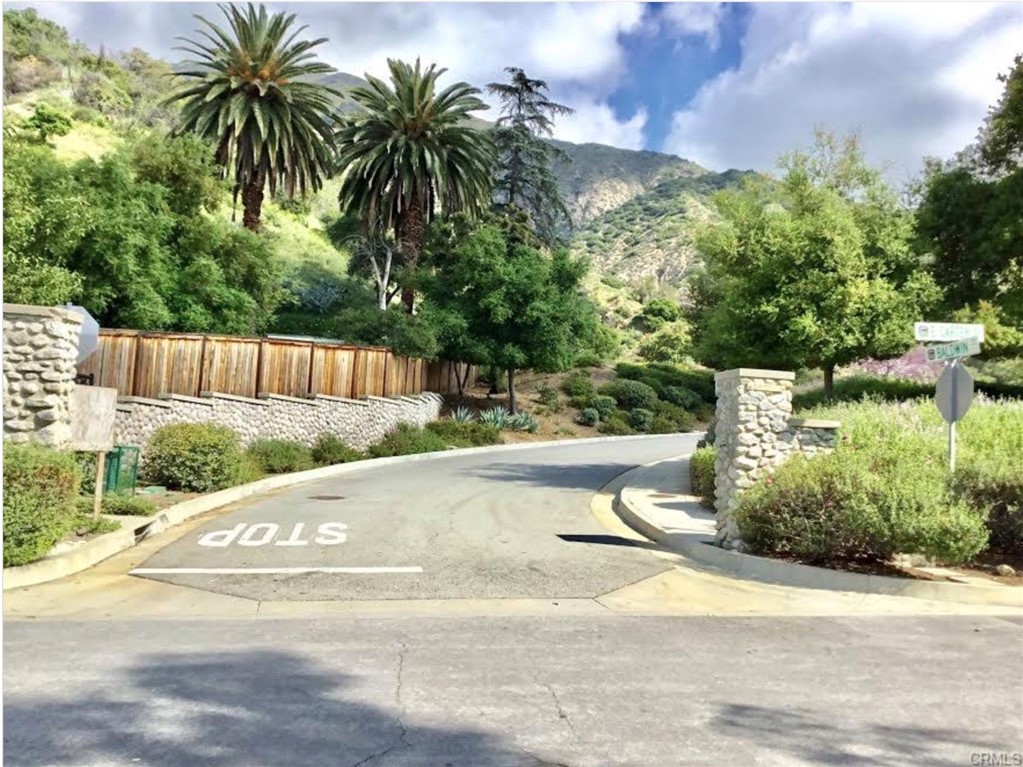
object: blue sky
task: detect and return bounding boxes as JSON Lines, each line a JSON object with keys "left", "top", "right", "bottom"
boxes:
{"left": 13, "top": 2, "right": 1022, "bottom": 181}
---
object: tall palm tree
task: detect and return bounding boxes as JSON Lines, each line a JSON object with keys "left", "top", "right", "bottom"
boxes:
{"left": 336, "top": 58, "right": 494, "bottom": 312}
{"left": 166, "top": 3, "right": 339, "bottom": 232}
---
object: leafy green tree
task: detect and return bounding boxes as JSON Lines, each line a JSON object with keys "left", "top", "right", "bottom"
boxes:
{"left": 22, "top": 103, "right": 72, "bottom": 142}
{"left": 638, "top": 321, "right": 692, "bottom": 364}
{"left": 424, "top": 224, "right": 594, "bottom": 412}
{"left": 915, "top": 56, "right": 1023, "bottom": 330}
{"left": 167, "top": 3, "right": 338, "bottom": 232}
{"left": 336, "top": 58, "right": 494, "bottom": 312}
{"left": 695, "top": 131, "right": 939, "bottom": 397}
{"left": 485, "top": 67, "right": 574, "bottom": 246}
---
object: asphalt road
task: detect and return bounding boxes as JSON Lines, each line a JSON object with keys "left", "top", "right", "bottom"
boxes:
{"left": 134, "top": 436, "right": 700, "bottom": 601}
{"left": 5, "top": 614, "right": 1022, "bottom": 766}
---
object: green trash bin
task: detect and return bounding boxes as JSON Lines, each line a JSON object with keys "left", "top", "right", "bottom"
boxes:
{"left": 102, "top": 446, "right": 140, "bottom": 495}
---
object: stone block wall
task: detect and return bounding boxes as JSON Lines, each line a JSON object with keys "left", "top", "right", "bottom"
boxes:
{"left": 114, "top": 390, "right": 444, "bottom": 457}
{"left": 713, "top": 368, "right": 839, "bottom": 549}
{"left": 3, "top": 304, "right": 83, "bottom": 447}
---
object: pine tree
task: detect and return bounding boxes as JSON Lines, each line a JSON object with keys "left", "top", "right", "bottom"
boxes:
{"left": 486, "top": 68, "right": 574, "bottom": 247}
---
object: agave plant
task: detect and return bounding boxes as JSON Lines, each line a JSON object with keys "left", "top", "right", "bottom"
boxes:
{"left": 479, "top": 406, "right": 509, "bottom": 428}
{"left": 167, "top": 3, "right": 340, "bottom": 232}
{"left": 450, "top": 406, "right": 475, "bottom": 423}
{"left": 508, "top": 412, "right": 539, "bottom": 433}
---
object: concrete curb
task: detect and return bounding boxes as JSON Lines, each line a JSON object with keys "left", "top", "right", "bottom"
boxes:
{"left": 2, "top": 433, "right": 685, "bottom": 591}
{"left": 615, "top": 456, "right": 1023, "bottom": 609}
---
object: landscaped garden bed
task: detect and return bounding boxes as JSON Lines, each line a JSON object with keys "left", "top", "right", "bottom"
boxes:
{"left": 690, "top": 393, "right": 1022, "bottom": 585}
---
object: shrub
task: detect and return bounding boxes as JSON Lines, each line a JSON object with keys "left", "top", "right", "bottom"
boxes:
{"left": 536, "top": 382, "right": 561, "bottom": 410}
{"left": 792, "top": 375, "right": 932, "bottom": 410}
{"left": 311, "top": 434, "right": 365, "bottom": 466}
{"left": 507, "top": 413, "right": 539, "bottom": 433}
{"left": 368, "top": 423, "right": 450, "bottom": 457}
{"left": 561, "top": 371, "right": 595, "bottom": 398}
{"left": 246, "top": 439, "right": 314, "bottom": 475}
{"left": 600, "top": 379, "right": 659, "bottom": 411}
{"left": 4, "top": 444, "right": 83, "bottom": 567}
{"left": 573, "top": 351, "right": 604, "bottom": 368}
{"left": 577, "top": 408, "right": 600, "bottom": 426}
{"left": 638, "top": 376, "right": 666, "bottom": 398}
{"left": 479, "top": 407, "right": 509, "bottom": 428}
{"left": 954, "top": 465, "right": 1023, "bottom": 556}
{"left": 598, "top": 410, "right": 635, "bottom": 435}
{"left": 639, "top": 298, "right": 682, "bottom": 330}
{"left": 617, "top": 362, "right": 715, "bottom": 404}
{"left": 628, "top": 408, "right": 654, "bottom": 432}
{"left": 426, "top": 420, "right": 503, "bottom": 446}
{"left": 735, "top": 453, "right": 988, "bottom": 566}
{"left": 689, "top": 447, "right": 716, "bottom": 508}
{"left": 664, "top": 386, "right": 702, "bottom": 410}
{"left": 638, "top": 321, "right": 692, "bottom": 364}
{"left": 588, "top": 395, "right": 616, "bottom": 419}
{"left": 75, "top": 494, "right": 158, "bottom": 517}
{"left": 236, "top": 453, "right": 265, "bottom": 485}
{"left": 653, "top": 401, "right": 697, "bottom": 432}
{"left": 145, "top": 423, "right": 244, "bottom": 492}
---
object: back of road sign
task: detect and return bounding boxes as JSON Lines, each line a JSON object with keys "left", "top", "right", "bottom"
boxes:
{"left": 934, "top": 363, "right": 974, "bottom": 423}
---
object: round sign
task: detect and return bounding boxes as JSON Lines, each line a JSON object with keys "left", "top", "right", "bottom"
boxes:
{"left": 64, "top": 304, "right": 100, "bottom": 363}
{"left": 934, "top": 363, "right": 974, "bottom": 423}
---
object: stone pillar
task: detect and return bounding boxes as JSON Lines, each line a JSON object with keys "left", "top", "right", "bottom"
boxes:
{"left": 3, "top": 304, "right": 84, "bottom": 447}
{"left": 713, "top": 368, "right": 796, "bottom": 549}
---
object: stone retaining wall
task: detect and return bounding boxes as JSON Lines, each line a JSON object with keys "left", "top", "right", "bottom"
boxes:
{"left": 114, "top": 391, "right": 444, "bottom": 456}
{"left": 3, "top": 304, "right": 83, "bottom": 447}
{"left": 713, "top": 368, "right": 839, "bottom": 549}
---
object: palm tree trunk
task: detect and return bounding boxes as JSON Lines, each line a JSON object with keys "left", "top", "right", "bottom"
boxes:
{"left": 397, "top": 195, "right": 426, "bottom": 314}
{"left": 241, "top": 170, "right": 266, "bottom": 232}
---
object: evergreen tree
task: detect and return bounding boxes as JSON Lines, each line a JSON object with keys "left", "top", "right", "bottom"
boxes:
{"left": 486, "top": 67, "right": 574, "bottom": 246}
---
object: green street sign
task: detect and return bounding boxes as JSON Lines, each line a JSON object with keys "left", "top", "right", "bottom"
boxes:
{"left": 925, "top": 337, "right": 981, "bottom": 363}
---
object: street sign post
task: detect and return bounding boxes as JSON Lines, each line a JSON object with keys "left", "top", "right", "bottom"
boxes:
{"left": 925, "top": 337, "right": 981, "bottom": 363}
{"left": 918, "top": 320, "right": 984, "bottom": 471}
{"left": 914, "top": 322, "right": 985, "bottom": 343}
{"left": 934, "top": 360, "right": 974, "bottom": 471}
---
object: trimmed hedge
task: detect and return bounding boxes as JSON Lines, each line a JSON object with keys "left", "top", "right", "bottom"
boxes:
{"left": 689, "top": 447, "right": 716, "bottom": 509}
{"left": 615, "top": 362, "right": 715, "bottom": 404}
{"left": 598, "top": 410, "right": 634, "bottom": 435}
{"left": 145, "top": 423, "right": 245, "bottom": 492}
{"left": 4, "top": 444, "right": 83, "bottom": 567}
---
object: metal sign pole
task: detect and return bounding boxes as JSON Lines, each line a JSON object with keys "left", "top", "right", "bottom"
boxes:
{"left": 948, "top": 359, "right": 957, "bottom": 472}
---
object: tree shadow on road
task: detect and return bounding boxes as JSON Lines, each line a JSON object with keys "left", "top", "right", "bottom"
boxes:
{"left": 711, "top": 702, "right": 991, "bottom": 766}
{"left": 3, "top": 650, "right": 561, "bottom": 767}
{"left": 463, "top": 462, "right": 640, "bottom": 491}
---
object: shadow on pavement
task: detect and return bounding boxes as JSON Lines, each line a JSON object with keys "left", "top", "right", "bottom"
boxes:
{"left": 3, "top": 650, "right": 560, "bottom": 767}
{"left": 464, "top": 462, "right": 639, "bottom": 491}
{"left": 712, "top": 702, "right": 982, "bottom": 766}
{"left": 556, "top": 534, "right": 660, "bottom": 551}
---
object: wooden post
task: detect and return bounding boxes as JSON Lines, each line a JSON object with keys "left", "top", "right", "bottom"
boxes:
{"left": 92, "top": 451, "right": 105, "bottom": 521}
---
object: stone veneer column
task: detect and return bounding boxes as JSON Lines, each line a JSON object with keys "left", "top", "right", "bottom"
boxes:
{"left": 713, "top": 368, "right": 796, "bottom": 549}
{"left": 3, "top": 304, "right": 84, "bottom": 447}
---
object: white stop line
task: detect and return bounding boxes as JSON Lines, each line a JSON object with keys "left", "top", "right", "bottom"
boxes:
{"left": 131, "top": 566, "right": 424, "bottom": 575}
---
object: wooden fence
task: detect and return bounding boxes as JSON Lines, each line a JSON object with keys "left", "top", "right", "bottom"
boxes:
{"left": 77, "top": 330, "right": 478, "bottom": 400}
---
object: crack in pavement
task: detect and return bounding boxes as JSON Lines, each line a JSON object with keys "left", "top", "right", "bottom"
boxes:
{"left": 534, "top": 673, "right": 578, "bottom": 741}
{"left": 348, "top": 641, "right": 411, "bottom": 767}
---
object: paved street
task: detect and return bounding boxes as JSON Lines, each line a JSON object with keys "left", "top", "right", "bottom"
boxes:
{"left": 5, "top": 614, "right": 1022, "bottom": 766}
{"left": 4, "top": 437, "right": 1023, "bottom": 766}
{"left": 133, "top": 436, "right": 699, "bottom": 601}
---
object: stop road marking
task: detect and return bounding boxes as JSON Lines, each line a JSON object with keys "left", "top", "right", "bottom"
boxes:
{"left": 198, "top": 522, "right": 348, "bottom": 548}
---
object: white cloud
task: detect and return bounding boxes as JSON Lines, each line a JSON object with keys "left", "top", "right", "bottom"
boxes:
{"left": 10, "top": 1, "right": 650, "bottom": 151}
{"left": 552, "top": 101, "right": 648, "bottom": 149}
{"left": 661, "top": 3, "right": 726, "bottom": 50}
{"left": 663, "top": 2, "right": 1023, "bottom": 183}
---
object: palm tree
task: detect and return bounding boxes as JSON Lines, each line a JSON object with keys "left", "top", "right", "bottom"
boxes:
{"left": 336, "top": 58, "right": 494, "bottom": 312}
{"left": 166, "top": 3, "right": 339, "bottom": 232}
